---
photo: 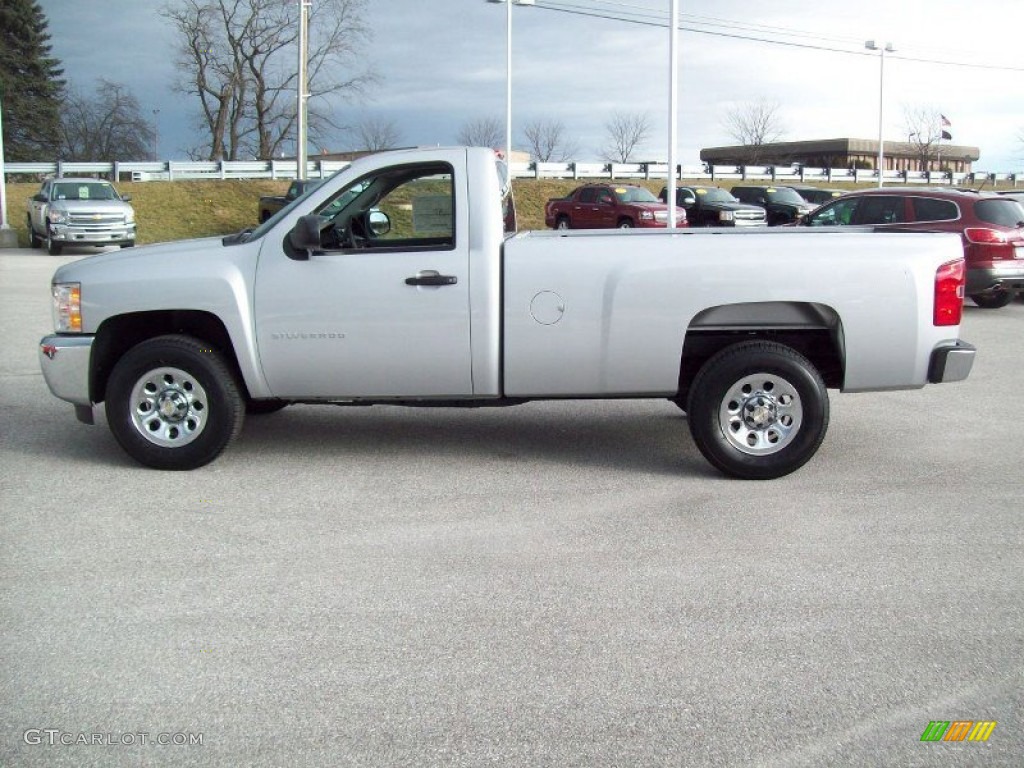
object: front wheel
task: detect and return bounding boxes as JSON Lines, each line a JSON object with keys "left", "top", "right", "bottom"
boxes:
{"left": 105, "top": 335, "right": 244, "bottom": 470}
{"left": 686, "top": 341, "right": 829, "bottom": 480}
{"left": 969, "top": 290, "right": 1015, "bottom": 309}
{"left": 555, "top": 216, "right": 570, "bottom": 231}
{"left": 46, "top": 232, "right": 62, "bottom": 255}
{"left": 27, "top": 216, "right": 42, "bottom": 248}
{"left": 617, "top": 218, "right": 634, "bottom": 229}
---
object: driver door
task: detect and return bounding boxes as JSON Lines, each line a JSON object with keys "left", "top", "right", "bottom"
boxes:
{"left": 253, "top": 158, "right": 474, "bottom": 399}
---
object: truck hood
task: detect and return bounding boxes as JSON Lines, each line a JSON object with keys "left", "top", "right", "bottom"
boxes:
{"left": 53, "top": 236, "right": 227, "bottom": 283}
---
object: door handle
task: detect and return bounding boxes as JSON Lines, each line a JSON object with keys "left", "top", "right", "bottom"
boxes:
{"left": 405, "top": 270, "right": 457, "bottom": 286}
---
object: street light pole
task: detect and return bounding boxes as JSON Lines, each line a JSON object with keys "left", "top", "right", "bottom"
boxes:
{"left": 0, "top": 92, "right": 16, "bottom": 248}
{"left": 297, "top": 0, "right": 310, "bottom": 180}
{"left": 667, "top": 0, "right": 679, "bottom": 229}
{"left": 487, "top": 0, "right": 533, "bottom": 163}
{"left": 865, "top": 40, "right": 894, "bottom": 188}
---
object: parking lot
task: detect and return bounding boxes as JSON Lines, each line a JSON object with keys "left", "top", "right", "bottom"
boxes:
{"left": 1, "top": 247, "right": 1021, "bottom": 767}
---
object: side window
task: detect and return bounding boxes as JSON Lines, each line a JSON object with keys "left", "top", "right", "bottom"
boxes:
{"left": 578, "top": 188, "right": 596, "bottom": 203}
{"left": 855, "top": 196, "right": 905, "bottom": 225}
{"left": 806, "top": 198, "right": 859, "bottom": 226}
{"left": 597, "top": 189, "right": 614, "bottom": 205}
{"left": 912, "top": 197, "right": 958, "bottom": 222}
{"left": 317, "top": 163, "right": 455, "bottom": 251}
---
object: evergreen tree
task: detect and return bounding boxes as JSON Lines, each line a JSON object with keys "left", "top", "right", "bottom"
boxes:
{"left": 0, "top": 0, "right": 64, "bottom": 161}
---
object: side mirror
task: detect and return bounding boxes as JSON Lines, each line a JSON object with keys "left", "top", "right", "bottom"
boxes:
{"left": 287, "top": 214, "right": 323, "bottom": 260}
{"left": 367, "top": 209, "right": 391, "bottom": 236}
{"left": 681, "top": 196, "right": 696, "bottom": 206}
{"left": 32, "top": 193, "right": 48, "bottom": 203}
{"left": 120, "top": 194, "right": 132, "bottom": 202}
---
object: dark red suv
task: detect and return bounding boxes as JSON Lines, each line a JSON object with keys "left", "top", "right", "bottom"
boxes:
{"left": 800, "top": 188, "right": 1024, "bottom": 308}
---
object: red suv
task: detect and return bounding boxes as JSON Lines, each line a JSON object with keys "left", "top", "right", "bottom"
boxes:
{"left": 800, "top": 188, "right": 1024, "bottom": 308}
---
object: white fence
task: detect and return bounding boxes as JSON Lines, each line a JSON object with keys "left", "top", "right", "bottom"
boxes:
{"left": 4, "top": 158, "right": 1021, "bottom": 187}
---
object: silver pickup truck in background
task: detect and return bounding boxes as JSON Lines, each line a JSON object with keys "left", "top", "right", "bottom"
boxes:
{"left": 38, "top": 147, "right": 975, "bottom": 479}
{"left": 27, "top": 178, "right": 136, "bottom": 255}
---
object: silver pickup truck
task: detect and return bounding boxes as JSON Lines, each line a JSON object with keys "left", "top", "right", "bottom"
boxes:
{"left": 38, "top": 147, "right": 975, "bottom": 479}
{"left": 27, "top": 178, "right": 136, "bottom": 255}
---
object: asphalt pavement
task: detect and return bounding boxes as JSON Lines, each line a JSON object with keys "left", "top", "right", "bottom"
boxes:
{"left": 1, "top": 246, "right": 1021, "bottom": 767}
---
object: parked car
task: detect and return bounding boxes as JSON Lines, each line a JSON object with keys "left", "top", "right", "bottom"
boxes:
{"left": 27, "top": 178, "right": 136, "bottom": 255}
{"left": 800, "top": 187, "right": 1024, "bottom": 308}
{"left": 658, "top": 185, "right": 766, "bottom": 227}
{"left": 545, "top": 184, "right": 686, "bottom": 229}
{"left": 730, "top": 185, "right": 817, "bottom": 225}
{"left": 789, "top": 186, "right": 846, "bottom": 206}
{"left": 259, "top": 179, "right": 323, "bottom": 222}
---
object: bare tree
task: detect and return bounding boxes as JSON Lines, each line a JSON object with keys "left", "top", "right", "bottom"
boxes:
{"left": 352, "top": 115, "right": 402, "bottom": 152}
{"left": 161, "top": 0, "right": 374, "bottom": 160}
{"left": 456, "top": 116, "right": 503, "bottom": 149}
{"left": 521, "top": 118, "right": 578, "bottom": 162}
{"left": 902, "top": 106, "right": 946, "bottom": 171}
{"left": 601, "top": 111, "right": 650, "bottom": 164}
{"left": 721, "top": 99, "right": 785, "bottom": 165}
{"left": 60, "top": 79, "right": 156, "bottom": 160}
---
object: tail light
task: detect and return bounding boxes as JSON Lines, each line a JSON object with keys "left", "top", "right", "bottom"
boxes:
{"left": 934, "top": 258, "right": 965, "bottom": 326}
{"left": 963, "top": 227, "right": 1007, "bottom": 245}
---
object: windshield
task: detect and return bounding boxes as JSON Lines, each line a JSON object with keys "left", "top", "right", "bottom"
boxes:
{"left": 697, "top": 188, "right": 738, "bottom": 203}
{"left": 614, "top": 186, "right": 659, "bottom": 203}
{"left": 238, "top": 170, "right": 347, "bottom": 243}
{"left": 51, "top": 182, "right": 119, "bottom": 201}
{"left": 766, "top": 187, "right": 806, "bottom": 204}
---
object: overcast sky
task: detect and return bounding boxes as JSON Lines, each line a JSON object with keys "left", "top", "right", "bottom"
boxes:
{"left": 36, "top": 0, "right": 1024, "bottom": 170}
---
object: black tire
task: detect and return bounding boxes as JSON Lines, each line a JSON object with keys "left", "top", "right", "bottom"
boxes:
{"left": 105, "top": 335, "right": 244, "bottom": 470}
{"left": 246, "top": 399, "right": 288, "bottom": 415}
{"left": 46, "top": 232, "right": 62, "bottom": 256}
{"left": 555, "top": 215, "right": 570, "bottom": 231}
{"left": 120, "top": 240, "right": 136, "bottom": 249}
{"left": 969, "top": 291, "right": 1015, "bottom": 309}
{"left": 28, "top": 216, "right": 42, "bottom": 248}
{"left": 617, "top": 218, "right": 634, "bottom": 229}
{"left": 686, "top": 341, "right": 829, "bottom": 480}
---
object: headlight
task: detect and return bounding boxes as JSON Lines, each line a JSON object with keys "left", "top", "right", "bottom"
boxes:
{"left": 639, "top": 210, "right": 654, "bottom": 220}
{"left": 52, "top": 283, "right": 82, "bottom": 332}
{"left": 125, "top": 208, "right": 136, "bottom": 225}
{"left": 719, "top": 211, "right": 735, "bottom": 222}
{"left": 47, "top": 208, "right": 69, "bottom": 225}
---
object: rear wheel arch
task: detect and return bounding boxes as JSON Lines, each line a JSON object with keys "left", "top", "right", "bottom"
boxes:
{"left": 675, "top": 302, "right": 845, "bottom": 405}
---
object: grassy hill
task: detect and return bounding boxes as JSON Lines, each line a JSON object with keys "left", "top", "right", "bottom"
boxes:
{"left": 4, "top": 175, "right": 882, "bottom": 247}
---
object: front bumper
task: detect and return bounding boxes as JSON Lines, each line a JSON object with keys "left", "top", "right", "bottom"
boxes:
{"left": 39, "top": 335, "right": 94, "bottom": 406}
{"left": 49, "top": 224, "right": 135, "bottom": 245}
{"left": 966, "top": 264, "right": 1024, "bottom": 295}
{"left": 928, "top": 340, "right": 976, "bottom": 384}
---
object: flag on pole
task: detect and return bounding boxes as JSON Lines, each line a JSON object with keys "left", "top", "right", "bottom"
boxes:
{"left": 941, "top": 130, "right": 952, "bottom": 141}
{"left": 940, "top": 114, "right": 952, "bottom": 127}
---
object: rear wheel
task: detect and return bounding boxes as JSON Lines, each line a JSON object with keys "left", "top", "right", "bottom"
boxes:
{"left": 686, "top": 341, "right": 829, "bottom": 480}
{"left": 105, "top": 335, "right": 244, "bottom": 470}
{"left": 969, "top": 290, "right": 1015, "bottom": 309}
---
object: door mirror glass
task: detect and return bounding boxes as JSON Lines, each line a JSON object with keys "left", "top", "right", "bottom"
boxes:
{"left": 367, "top": 210, "right": 391, "bottom": 236}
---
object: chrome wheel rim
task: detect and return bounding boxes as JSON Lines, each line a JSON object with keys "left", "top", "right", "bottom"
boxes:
{"left": 128, "top": 367, "right": 208, "bottom": 447}
{"left": 719, "top": 372, "right": 802, "bottom": 455}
